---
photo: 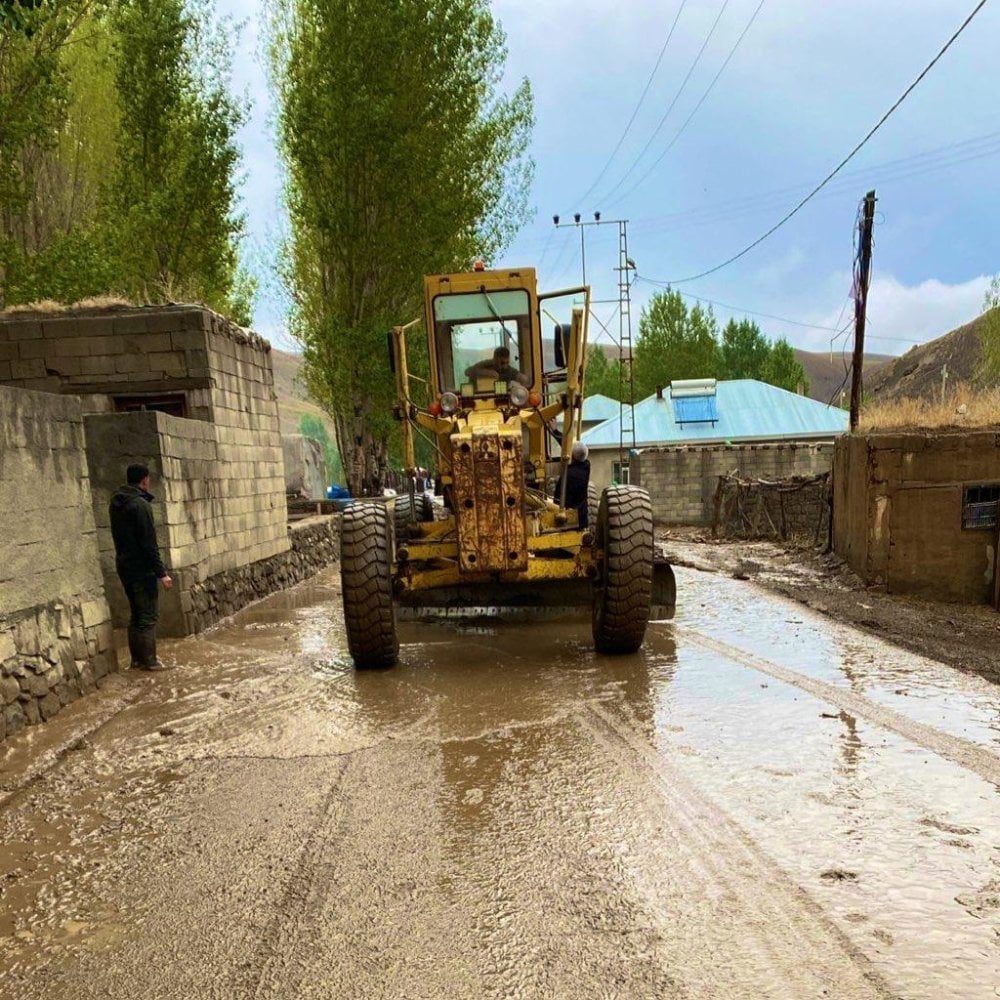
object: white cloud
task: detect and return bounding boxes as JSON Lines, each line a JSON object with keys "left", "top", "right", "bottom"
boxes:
{"left": 813, "top": 273, "right": 991, "bottom": 356}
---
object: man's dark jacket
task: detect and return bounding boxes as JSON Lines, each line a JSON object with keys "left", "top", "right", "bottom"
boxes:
{"left": 109, "top": 486, "right": 167, "bottom": 582}
{"left": 556, "top": 458, "right": 591, "bottom": 528}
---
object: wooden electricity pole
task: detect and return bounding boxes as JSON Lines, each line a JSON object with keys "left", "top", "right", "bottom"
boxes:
{"left": 850, "top": 190, "right": 876, "bottom": 432}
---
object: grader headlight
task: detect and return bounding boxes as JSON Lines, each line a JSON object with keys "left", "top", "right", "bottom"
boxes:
{"left": 509, "top": 383, "right": 529, "bottom": 407}
{"left": 440, "top": 391, "right": 459, "bottom": 415}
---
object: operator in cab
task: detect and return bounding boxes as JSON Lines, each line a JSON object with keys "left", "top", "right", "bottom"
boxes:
{"left": 465, "top": 346, "right": 529, "bottom": 387}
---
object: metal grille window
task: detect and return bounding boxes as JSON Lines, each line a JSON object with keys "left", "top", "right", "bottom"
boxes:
{"left": 613, "top": 461, "right": 630, "bottom": 485}
{"left": 961, "top": 484, "right": 1000, "bottom": 530}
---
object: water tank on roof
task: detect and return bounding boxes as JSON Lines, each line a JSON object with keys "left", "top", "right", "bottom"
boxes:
{"left": 669, "top": 378, "right": 717, "bottom": 398}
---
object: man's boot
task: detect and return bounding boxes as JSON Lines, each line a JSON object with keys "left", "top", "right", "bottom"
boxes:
{"left": 135, "top": 628, "right": 169, "bottom": 671}
{"left": 127, "top": 626, "right": 144, "bottom": 668}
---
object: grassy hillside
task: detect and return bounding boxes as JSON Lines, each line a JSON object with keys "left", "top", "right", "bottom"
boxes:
{"left": 866, "top": 315, "right": 987, "bottom": 402}
{"left": 792, "top": 348, "right": 892, "bottom": 406}
{"left": 270, "top": 347, "right": 335, "bottom": 437}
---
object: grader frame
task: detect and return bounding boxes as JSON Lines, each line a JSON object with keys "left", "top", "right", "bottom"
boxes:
{"left": 339, "top": 264, "right": 670, "bottom": 668}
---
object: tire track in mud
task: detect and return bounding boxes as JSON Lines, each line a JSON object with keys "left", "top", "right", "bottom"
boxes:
{"left": 247, "top": 756, "right": 352, "bottom": 999}
{"left": 581, "top": 702, "right": 901, "bottom": 1000}
{"left": 675, "top": 625, "right": 1000, "bottom": 787}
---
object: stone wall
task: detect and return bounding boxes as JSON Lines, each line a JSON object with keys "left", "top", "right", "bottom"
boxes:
{"left": 833, "top": 432, "right": 1000, "bottom": 603}
{"left": 84, "top": 409, "right": 289, "bottom": 636}
{"left": 283, "top": 434, "right": 327, "bottom": 499}
{"left": 1, "top": 386, "right": 122, "bottom": 745}
{"left": 185, "top": 515, "right": 339, "bottom": 633}
{"left": 633, "top": 442, "right": 836, "bottom": 525}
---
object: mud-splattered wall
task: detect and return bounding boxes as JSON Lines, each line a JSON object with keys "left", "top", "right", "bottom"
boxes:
{"left": 0, "top": 386, "right": 122, "bottom": 744}
{"left": 634, "top": 442, "right": 835, "bottom": 526}
{"left": 833, "top": 432, "right": 1000, "bottom": 603}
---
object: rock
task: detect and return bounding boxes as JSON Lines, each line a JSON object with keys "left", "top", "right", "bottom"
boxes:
{"left": 1, "top": 674, "right": 21, "bottom": 705}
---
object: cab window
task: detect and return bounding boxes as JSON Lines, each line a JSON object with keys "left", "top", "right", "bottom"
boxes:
{"left": 433, "top": 289, "right": 532, "bottom": 393}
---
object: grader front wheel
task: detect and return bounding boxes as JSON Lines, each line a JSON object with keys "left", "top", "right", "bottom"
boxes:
{"left": 592, "top": 485, "right": 654, "bottom": 654}
{"left": 340, "top": 502, "right": 398, "bottom": 668}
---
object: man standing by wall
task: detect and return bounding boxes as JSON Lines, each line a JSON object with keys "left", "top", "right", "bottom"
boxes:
{"left": 109, "top": 464, "right": 173, "bottom": 670}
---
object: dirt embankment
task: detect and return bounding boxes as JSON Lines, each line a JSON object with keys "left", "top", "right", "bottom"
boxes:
{"left": 660, "top": 528, "right": 1000, "bottom": 686}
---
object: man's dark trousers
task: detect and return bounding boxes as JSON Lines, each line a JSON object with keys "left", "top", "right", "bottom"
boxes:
{"left": 120, "top": 574, "right": 159, "bottom": 665}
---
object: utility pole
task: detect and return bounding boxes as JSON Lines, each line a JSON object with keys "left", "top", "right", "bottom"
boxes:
{"left": 553, "top": 212, "right": 604, "bottom": 286}
{"left": 850, "top": 190, "right": 876, "bottom": 432}
{"left": 552, "top": 213, "right": 636, "bottom": 475}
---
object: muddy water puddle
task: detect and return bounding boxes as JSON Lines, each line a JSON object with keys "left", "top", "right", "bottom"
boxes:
{"left": 1, "top": 565, "right": 1000, "bottom": 996}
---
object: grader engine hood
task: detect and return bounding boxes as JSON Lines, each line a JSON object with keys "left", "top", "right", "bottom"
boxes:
{"left": 451, "top": 423, "right": 527, "bottom": 574}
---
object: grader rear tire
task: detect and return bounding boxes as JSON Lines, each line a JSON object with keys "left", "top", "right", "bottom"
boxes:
{"left": 587, "top": 482, "right": 600, "bottom": 526}
{"left": 340, "top": 502, "right": 398, "bottom": 668}
{"left": 592, "top": 485, "right": 654, "bottom": 654}
{"left": 394, "top": 493, "right": 434, "bottom": 539}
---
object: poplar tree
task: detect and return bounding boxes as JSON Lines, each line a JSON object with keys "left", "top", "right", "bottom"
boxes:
{"left": 720, "top": 318, "right": 770, "bottom": 381}
{"left": 108, "top": 0, "right": 249, "bottom": 316}
{"left": 761, "top": 337, "right": 809, "bottom": 394}
{"left": 0, "top": 0, "right": 100, "bottom": 305}
{"left": 633, "top": 289, "right": 720, "bottom": 400}
{"left": 270, "top": 0, "right": 534, "bottom": 495}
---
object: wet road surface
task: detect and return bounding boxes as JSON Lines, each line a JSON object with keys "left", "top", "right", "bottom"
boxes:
{"left": 1, "top": 566, "right": 999, "bottom": 998}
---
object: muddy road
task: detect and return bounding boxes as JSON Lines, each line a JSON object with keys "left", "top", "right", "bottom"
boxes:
{"left": 1, "top": 567, "right": 999, "bottom": 999}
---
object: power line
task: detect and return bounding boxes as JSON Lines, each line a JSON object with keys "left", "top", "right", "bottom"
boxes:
{"left": 573, "top": 0, "right": 690, "bottom": 209}
{"left": 635, "top": 274, "right": 922, "bottom": 344}
{"left": 662, "top": 0, "right": 991, "bottom": 284}
{"left": 631, "top": 131, "right": 1000, "bottom": 235}
{"left": 597, "top": 0, "right": 734, "bottom": 205}
{"left": 608, "top": 0, "right": 767, "bottom": 208}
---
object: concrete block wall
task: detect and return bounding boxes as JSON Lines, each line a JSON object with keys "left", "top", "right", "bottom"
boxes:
{"left": 0, "top": 386, "right": 123, "bottom": 744}
{"left": 85, "top": 408, "right": 289, "bottom": 636}
{"left": 634, "top": 442, "right": 836, "bottom": 525}
{"left": 0, "top": 307, "right": 213, "bottom": 417}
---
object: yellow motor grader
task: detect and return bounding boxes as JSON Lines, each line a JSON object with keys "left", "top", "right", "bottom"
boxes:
{"left": 339, "top": 263, "right": 674, "bottom": 668}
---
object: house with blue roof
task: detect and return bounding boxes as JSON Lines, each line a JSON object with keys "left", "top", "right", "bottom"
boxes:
{"left": 580, "top": 393, "right": 621, "bottom": 432}
{"left": 580, "top": 378, "right": 849, "bottom": 490}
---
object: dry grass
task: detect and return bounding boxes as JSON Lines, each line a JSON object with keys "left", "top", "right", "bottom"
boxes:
{"left": 860, "top": 383, "right": 1000, "bottom": 432}
{"left": 1, "top": 295, "right": 135, "bottom": 317}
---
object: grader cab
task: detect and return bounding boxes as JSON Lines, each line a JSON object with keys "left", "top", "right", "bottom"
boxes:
{"left": 339, "top": 263, "right": 674, "bottom": 668}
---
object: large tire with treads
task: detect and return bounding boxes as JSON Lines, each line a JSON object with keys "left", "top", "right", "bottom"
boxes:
{"left": 587, "top": 482, "right": 600, "bottom": 526}
{"left": 394, "top": 493, "right": 434, "bottom": 538}
{"left": 340, "top": 502, "right": 398, "bottom": 668}
{"left": 592, "top": 485, "right": 654, "bottom": 654}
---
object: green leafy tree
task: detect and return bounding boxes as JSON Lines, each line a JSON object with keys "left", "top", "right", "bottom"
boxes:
{"left": 299, "top": 413, "right": 343, "bottom": 485}
{"left": 1, "top": 0, "right": 253, "bottom": 319}
{"left": 0, "top": 0, "right": 102, "bottom": 304}
{"left": 106, "top": 0, "right": 250, "bottom": 315}
{"left": 269, "top": 0, "right": 534, "bottom": 495}
{"left": 760, "top": 337, "right": 809, "bottom": 394}
{"left": 720, "top": 318, "right": 771, "bottom": 380}
{"left": 633, "top": 288, "right": 720, "bottom": 400}
{"left": 584, "top": 344, "right": 622, "bottom": 401}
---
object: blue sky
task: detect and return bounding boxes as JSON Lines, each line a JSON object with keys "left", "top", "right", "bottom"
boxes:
{"left": 216, "top": 0, "right": 999, "bottom": 358}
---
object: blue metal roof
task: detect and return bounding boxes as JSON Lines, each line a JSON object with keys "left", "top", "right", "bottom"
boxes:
{"left": 581, "top": 394, "right": 621, "bottom": 423}
{"left": 580, "top": 380, "right": 849, "bottom": 448}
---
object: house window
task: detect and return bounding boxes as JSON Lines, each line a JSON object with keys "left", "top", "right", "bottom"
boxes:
{"left": 613, "top": 461, "right": 630, "bottom": 485}
{"left": 114, "top": 393, "right": 187, "bottom": 418}
{"left": 961, "top": 484, "right": 1000, "bottom": 530}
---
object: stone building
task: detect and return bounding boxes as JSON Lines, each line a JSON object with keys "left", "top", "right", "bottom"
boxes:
{"left": 0, "top": 304, "right": 288, "bottom": 636}
{"left": 834, "top": 431, "right": 1000, "bottom": 604}
{"left": 583, "top": 380, "right": 848, "bottom": 525}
